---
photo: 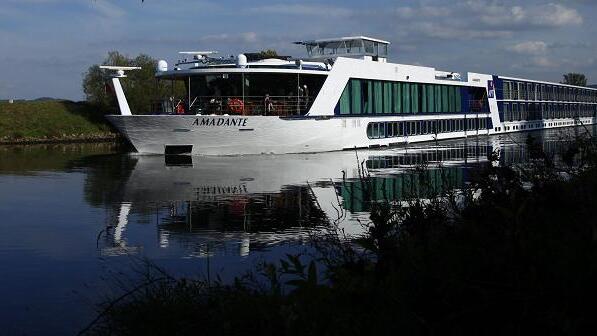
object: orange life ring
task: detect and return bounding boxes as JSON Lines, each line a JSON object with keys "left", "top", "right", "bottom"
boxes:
{"left": 228, "top": 98, "right": 244, "bottom": 114}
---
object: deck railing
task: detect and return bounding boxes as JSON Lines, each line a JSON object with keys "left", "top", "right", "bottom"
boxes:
{"left": 151, "top": 96, "right": 314, "bottom": 116}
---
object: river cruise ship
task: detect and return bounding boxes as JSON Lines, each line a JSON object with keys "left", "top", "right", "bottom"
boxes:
{"left": 104, "top": 36, "right": 597, "bottom": 155}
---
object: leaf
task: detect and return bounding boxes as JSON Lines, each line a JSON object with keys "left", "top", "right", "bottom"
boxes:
{"left": 307, "top": 261, "right": 317, "bottom": 286}
{"left": 285, "top": 279, "right": 306, "bottom": 288}
{"left": 287, "top": 254, "right": 305, "bottom": 276}
{"left": 280, "top": 259, "right": 290, "bottom": 272}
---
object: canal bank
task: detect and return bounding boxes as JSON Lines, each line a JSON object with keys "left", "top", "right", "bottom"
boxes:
{"left": 0, "top": 100, "right": 119, "bottom": 144}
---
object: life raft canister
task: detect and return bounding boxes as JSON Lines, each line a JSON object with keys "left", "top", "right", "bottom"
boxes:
{"left": 228, "top": 98, "right": 244, "bottom": 114}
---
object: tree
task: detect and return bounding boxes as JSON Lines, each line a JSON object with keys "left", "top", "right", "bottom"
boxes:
{"left": 561, "top": 73, "right": 587, "bottom": 87}
{"left": 258, "top": 49, "right": 279, "bottom": 58}
{"left": 82, "top": 51, "right": 178, "bottom": 114}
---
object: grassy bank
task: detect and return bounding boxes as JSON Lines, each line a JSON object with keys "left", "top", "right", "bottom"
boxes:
{"left": 0, "top": 100, "right": 118, "bottom": 144}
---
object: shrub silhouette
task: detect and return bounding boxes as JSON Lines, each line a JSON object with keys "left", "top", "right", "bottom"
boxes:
{"left": 83, "top": 132, "right": 597, "bottom": 336}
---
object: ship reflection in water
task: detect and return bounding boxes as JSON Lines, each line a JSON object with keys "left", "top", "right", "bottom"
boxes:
{"left": 0, "top": 127, "right": 594, "bottom": 335}
{"left": 91, "top": 127, "right": 593, "bottom": 259}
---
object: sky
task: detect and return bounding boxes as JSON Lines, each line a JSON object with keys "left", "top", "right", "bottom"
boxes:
{"left": 1, "top": 0, "right": 596, "bottom": 100}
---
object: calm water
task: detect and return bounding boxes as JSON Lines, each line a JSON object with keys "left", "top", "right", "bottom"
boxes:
{"left": 0, "top": 126, "right": 594, "bottom": 335}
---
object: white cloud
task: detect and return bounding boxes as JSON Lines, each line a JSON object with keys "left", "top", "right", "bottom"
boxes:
{"left": 532, "top": 56, "right": 556, "bottom": 67}
{"left": 198, "top": 32, "right": 260, "bottom": 44}
{"left": 90, "top": 0, "right": 125, "bottom": 18}
{"left": 533, "top": 4, "right": 583, "bottom": 27}
{"left": 415, "top": 22, "right": 512, "bottom": 40}
{"left": 248, "top": 4, "right": 353, "bottom": 17}
{"left": 508, "top": 41, "right": 548, "bottom": 54}
{"left": 467, "top": 1, "right": 583, "bottom": 28}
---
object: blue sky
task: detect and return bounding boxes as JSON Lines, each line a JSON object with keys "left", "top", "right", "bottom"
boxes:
{"left": 1, "top": 0, "right": 596, "bottom": 100}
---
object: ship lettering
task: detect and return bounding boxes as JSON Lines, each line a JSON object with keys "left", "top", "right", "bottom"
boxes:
{"left": 192, "top": 118, "right": 248, "bottom": 127}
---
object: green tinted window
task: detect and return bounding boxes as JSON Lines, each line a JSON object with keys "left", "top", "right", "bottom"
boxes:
{"left": 421, "top": 85, "right": 428, "bottom": 112}
{"left": 427, "top": 85, "right": 435, "bottom": 113}
{"left": 383, "top": 82, "right": 392, "bottom": 113}
{"left": 337, "top": 79, "right": 465, "bottom": 115}
{"left": 374, "top": 81, "right": 383, "bottom": 113}
{"left": 365, "top": 80, "right": 373, "bottom": 114}
{"left": 411, "top": 84, "right": 419, "bottom": 113}
{"left": 435, "top": 85, "right": 442, "bottom": 112}
{"left": 339, "top": 82, "right": 350, "bottom": 114}
{"left": 403, "top": 83, "right": 410, "bottom": 112}
{"left": 394, "top": 83, "right": 402, "bottom": 113}
{"left": 448, "top": 86, "right": 456, "bottom": 113}
{"left": 442, "top": 86, "right": 449, "bottom": 112}
{"left": 350, "top": 79, "right": 361, "bottom": 114}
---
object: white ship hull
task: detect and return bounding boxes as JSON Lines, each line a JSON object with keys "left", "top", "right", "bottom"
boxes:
{"left": 107, "top": 114, "right": 595, "bottom": 156}
{"left": 108, "top": 114, "right": 499, "bottom": 155}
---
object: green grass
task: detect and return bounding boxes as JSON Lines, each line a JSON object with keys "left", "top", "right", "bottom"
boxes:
{"left": 0, "top": 100, "right": 116, "bottom": 143}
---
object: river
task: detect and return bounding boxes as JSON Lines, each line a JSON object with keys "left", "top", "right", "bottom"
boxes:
{"left": 0, "top": 126, "right": 594, "bottom": 335}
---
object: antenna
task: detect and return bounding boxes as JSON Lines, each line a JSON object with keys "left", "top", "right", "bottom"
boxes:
{"left": 99, "top": 66, "right": 142, "bottom": 78}
{"left": 178, "top": 51, "right": 218, "bottom": 55}
{"left": 99, "top": 66, "right": 141, "bottom": 116}
{"left": 178, "top": 51, "right": 218, "bottom": 61}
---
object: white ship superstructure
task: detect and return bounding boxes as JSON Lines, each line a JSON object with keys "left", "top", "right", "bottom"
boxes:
{"left": 104, "top": 36, "right": 597, "bottom": 155}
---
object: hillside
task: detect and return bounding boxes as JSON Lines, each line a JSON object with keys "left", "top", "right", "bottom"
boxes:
{"left": 0, "top": 100, "right": 118, "bottom": 143}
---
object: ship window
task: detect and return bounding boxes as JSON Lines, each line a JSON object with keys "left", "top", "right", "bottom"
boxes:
{"left": 441, "top": 86, "right": 449, "bottom": 112}
{"left": 364, "top": 80, "right": 373, "bottom": 114}
{"left": 339, "top": 84, "right": 351, "bottom": 115}
{"left": 363, "top": 40, "right": 374, "bottom": 54}
{"left": 503, "top": 81, "right": 511, "bottom": 100}
{"left": 425, "top": 85, "right": 435, "bottom": 113}
{"left": 374, "top": 81, "right": 383, "bottom": 114}
{"left": 336, "top": 79, "right": 469, "bottom": 115}
{"left": 181, "top": 72, "right": 326, "bottom": 116}
{"left": 383, "top": 82, "right": 392, "bottom": 114}
{"left": 393, "top": 83, "right": 402, "bottom": 113}
{"left": 434, "top": 85, "right": 442, "bottom": 112}
{"left": 351, "top": 79, "right": 362, "bottom": 114}
{"left": 403, "top": 83, "right": 411, "bottom": 113}
{"left": 372, "top": 123, "right": 379, "bottom": 138}
{"left": 503, "top": 103, "right": 510, "bottom": 122}
{"left": 414, "top": 84, "right": 422, "bottom": 113}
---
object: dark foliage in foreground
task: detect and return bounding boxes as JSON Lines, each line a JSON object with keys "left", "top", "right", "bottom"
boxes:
{"left": 83, "top": 134, "right": 597, "bottom": 336}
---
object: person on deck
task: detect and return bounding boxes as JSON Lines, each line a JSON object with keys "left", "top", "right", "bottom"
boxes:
{"left": 264, "top": 94, "right": 274, "bottom": 115}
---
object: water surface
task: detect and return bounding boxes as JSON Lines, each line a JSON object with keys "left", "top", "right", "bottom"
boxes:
{"left": 0, "top": 127, "right": 593, "bottom": 335}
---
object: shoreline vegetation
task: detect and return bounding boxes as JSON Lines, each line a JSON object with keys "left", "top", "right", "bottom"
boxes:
{"left": 81, "top": 132, "right": 597, "bottom": 336}
{"left": 0, "top": 100, "right": 119, "bottom": 145}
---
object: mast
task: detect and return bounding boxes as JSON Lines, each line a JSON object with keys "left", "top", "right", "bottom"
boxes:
{"left": 99, "top": 66, "right": 141, "bottom": 116}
